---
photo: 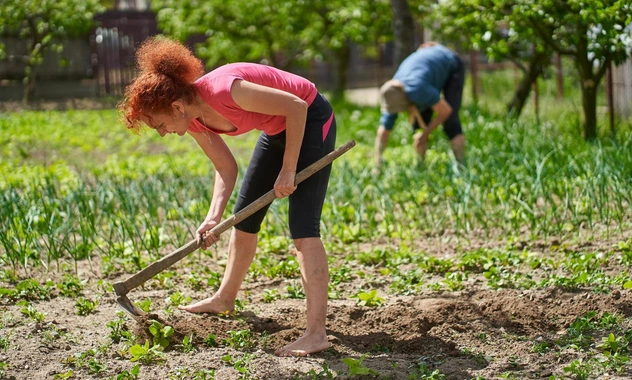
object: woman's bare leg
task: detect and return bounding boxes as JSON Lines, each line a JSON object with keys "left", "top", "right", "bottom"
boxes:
{"left": 179, "top": 228, "right": 257, "bottom": 313}
{"left": 275, "top": 237, "right": 330, "bottom": 356}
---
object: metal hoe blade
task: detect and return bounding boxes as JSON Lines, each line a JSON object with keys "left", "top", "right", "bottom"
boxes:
{"left": 113, "top": 282, "right": 145, "bottom": 317}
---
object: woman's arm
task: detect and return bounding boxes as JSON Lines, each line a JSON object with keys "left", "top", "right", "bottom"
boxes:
{"left": 189, "top": 130, "right": 238, "bottom": 247}
{"left": 229, "top": 79, "right": 308, "bottom": 198}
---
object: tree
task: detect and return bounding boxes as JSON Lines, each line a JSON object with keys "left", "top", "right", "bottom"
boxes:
{"left": 152, "top": 0, "right": 393, "bottom": 97}
{"left": 515, "top": 0, "right": 631, "bottom": 139}
{"left": 431, "top": 0, "right": 553, "bottom": 118}
{"left": 0, "top": 0, "right": 104, "bottom": 103}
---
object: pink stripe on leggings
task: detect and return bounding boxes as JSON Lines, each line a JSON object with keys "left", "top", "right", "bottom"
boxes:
{"left": 322, "top": 112, "right": 334, "bottom": 142}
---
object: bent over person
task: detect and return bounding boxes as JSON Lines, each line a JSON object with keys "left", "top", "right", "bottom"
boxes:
{"left": 119, "top": 37, "right": 336, "bottom": 356}
{"left": 375, "top": 42, "right": 466, "bottom": 166}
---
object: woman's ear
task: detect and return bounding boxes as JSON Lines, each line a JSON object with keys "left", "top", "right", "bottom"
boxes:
{"left": 172, "top": 101, "right": 186, "bottom": 117}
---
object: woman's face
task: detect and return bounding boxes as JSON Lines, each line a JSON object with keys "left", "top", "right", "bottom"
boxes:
{"left": 141, "top": 108, "right": 189, "bottom": 137}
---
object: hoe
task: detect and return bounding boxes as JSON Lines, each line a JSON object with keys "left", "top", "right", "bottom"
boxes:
{"left": 114, "top": 140, "right": 356, "bottom": 318}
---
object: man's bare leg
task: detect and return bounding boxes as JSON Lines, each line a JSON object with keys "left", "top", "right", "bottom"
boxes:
{"left": 450, "top": 134, "right": 466, "bottom": 165}
{"left": 275, "top": 237, "right": 330, "bottom": 356}
{"left": 179, "top": 228, "right": 257, "bottom": 313}
{"left": 374, "top": 126, "right": 391, "bottom": 168}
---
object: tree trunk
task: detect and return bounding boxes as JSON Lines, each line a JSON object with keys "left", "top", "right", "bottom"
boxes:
{"left": 22, "top": 64, "right": 36, "bottom": 104}
{"left": 581, "top": 80, "right": 598, "bottom": 140}
{"left": 331, "top": 43, "right": 350, "bottom": 100}
{"left": 390, "top": 0, "right": 415, "bottom": 65}
{"left": 507, "top": 52, "right": 549, "bottom": 118}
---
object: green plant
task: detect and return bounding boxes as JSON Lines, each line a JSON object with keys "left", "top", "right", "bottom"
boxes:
{"left": 262, "top": 288, "right": 280, "bottom": 303}
{"left": 19, "top": 301, "right": 45, "bottom": 323}
{"left": 223, "top": 329, "right": 254, "bottom": 351}
{"left": 57, "top": 274, "right": 85, "bottom": 297}
{"left": 75, "top": 297, "right": 99, "bottom": 316}
{"left": 178, "top": 333, "right": 196, "bottom": 353}
{"left": 204, "top": 333, "right": 217, "bottom": 348}
{"left": 115, "top": 365, "right": 140, "bottom": 380}
{"left": 107, "top": 315, "right": 134, "bottom": 343}
{"left": 341, "top": 355, "right": 378, "bottom": 377}
{"left": 134, "top": 298, "right": 153, "bottom": 313}
{"left": 129, "top": 340, "right": 166, "bottom": 364}
{"left": 353, "top": 289, "right": 384, "bottom": 307}
{"left": 148, "top": 320, "right": 174, "bottom": 350}
{"left": 562, "top": 359, "right": 595, "bottom": 380}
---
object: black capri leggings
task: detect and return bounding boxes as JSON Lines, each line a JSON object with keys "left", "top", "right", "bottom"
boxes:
{"left": 233, "top": 93, "right": 337, "bottom": 239}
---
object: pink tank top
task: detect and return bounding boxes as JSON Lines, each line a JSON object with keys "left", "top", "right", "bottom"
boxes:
{"left": 189, "top": 63, "right": 318, "bottom": 136}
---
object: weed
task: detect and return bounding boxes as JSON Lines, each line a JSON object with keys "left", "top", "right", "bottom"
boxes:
{"left": 204, "top": 333, "right": 217, "bottom": 348}
{"left": 53, "top": 371, "right": 74, "bottom": 380}
{"left": 223, "top": 329, "right": 254, "bottom": 351}
{"left": 304, "top": 363, "right": 335, "bottom": 379}
{"left": 148, "top": 320, "right": 174, "bottom": 349}
{"left": 75, "top": 297, "right": 99, "bottom": 315}
{"left": 107, "top": 314, "right": 134, "bottom": 343}
{"left": 129, "top": 340, "right": 166, "bottom": 364}
{"left": 166, "top": 291, "right": 192, "bottom": 308}
{"left": 18, "top": 301, "right": 45, "bottom": 323}
{"left": 178, "top": 333, "right": 196, "bottom": 353}
{"left": 114, "top": 364, "right": 140, "bottom": 380}
{"left": 341, "top": 354, "right": 379, "bottom": 376}
{"left": 57, "top": 274, "right": 85, "bottom": 297}
{"left": 353, "top": 289, "right": 384, "bottom": 307}
{"left": 262, "top": 288, "right": 280, "bottom": 303}
{"left": 562, "top": 358, "right": 595, "bottom": 380}
{"left": 285, "top": 282, "right": 305, "bottom": 299}
{"left": 222, "top": 353, "right": 253, "bottom": 379}
{"left": 135, "top": 298, "right": 152, "bottom": 313}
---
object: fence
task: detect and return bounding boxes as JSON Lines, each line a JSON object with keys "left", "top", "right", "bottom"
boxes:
{"left": 92, "top": 10, "right": 158, "bottom": 96}
{"left": 613, "top": 60, "right": 632, "bottom": 118}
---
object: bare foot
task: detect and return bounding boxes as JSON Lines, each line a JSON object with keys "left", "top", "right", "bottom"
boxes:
{"left": 275, "top": 331, "right": 330, "bottom": 357}
{"left": 178, "top": 296, "right": 234, "bottom": 314}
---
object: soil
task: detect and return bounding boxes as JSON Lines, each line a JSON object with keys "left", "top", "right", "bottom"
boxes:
{"left": 1, "top": 231, "right": 631, "bottom": 380}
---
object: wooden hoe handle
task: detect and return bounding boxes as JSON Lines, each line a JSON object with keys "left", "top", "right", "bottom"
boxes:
{"left": 113, "top": 140, "right": 356, "bottom": 295}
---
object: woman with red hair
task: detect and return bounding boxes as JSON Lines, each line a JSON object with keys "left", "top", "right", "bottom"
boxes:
{"left": 120, "top": 37, "right": 336, "bottom": 356}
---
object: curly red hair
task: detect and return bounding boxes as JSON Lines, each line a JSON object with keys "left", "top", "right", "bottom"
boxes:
{"left": 119, "top": 36, "right": 204, "bottom": 133}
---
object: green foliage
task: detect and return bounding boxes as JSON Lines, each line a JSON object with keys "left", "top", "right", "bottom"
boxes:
{"left": 107, "top": 314, "right": 134, "bottom": 343}
{"left": 0, "top": 0, "right": 105, "bottom": 101}
{"left": 151, "top": 0, "right": 392, "bottom": 70}
{"left": 57, "top": 274, "right": 85, "bottom": 297}
{"left": 353, "top": 289, "right": 384, "bottom": 307}
{"left": 19, "top": 301, "right": 46, "bottom": 323}
{"left": 341, "top": 354, "right": 379, "bottom": 377}
{"left": 129, "top": 340, "right": 166, "bottom": 364}
{"left": 115, "top": 365, "right": 140, "bottom": 380}
{"left": 148, "top": 320, "right": 174, "bottom": 350}
{"left": 75, "top": 297, "right": 99, "bottom": 316}
{"left": 223, "top": 329, "right": 255, "bottom": 351}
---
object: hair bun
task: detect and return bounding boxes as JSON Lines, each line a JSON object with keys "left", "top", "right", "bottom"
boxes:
{"left": 136, "top": 36, "right": 204, "bottom": 84}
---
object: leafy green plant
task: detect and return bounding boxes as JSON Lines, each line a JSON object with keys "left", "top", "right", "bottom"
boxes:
{"left": 178, "top": 333, "right": 196, "bottom": 353}
{"left": 223, "top": 329, "right": 254, "bottom": 351}
{"left": 107, "top": 314, "right": 134, "bottom": 343}
{"left": 562, "top": 359, "right": 595, "bottom": 380}
{"left": 204, "top": 333, "right": 217, "bottom": 348}
{"left": 285, "top": 282, "right": 305, "bottom": 299}
{"left": 262, "top": 288, "right": 280, "bottom": 303}
{"left": 353, "top": 289, "right": 384, "bottom": 307}
{"left": 135, "top": 298, "right": 153, "bottom": 313}
{"left": 221, "top": 353, "right": 253, "bottom": 379}
{"left": 75, "top": 297, "right": 99, "bottom": 316}
{"left": 115, "top": 365, "right": 140, "bottom": 380}
{"left": 57, "top": 274, "right": 85, "bottom": 297}
{"left": 341, "top": 355, "right": 378, "bottom": 377}
{"left": 19, "top": 301, "right": 45, "bottom": 323}
{"left": 129, "top": 340, "right": 166, "bottom": 364}
{"left": 148, "top": 320, "right": 174, "bottom": 350}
